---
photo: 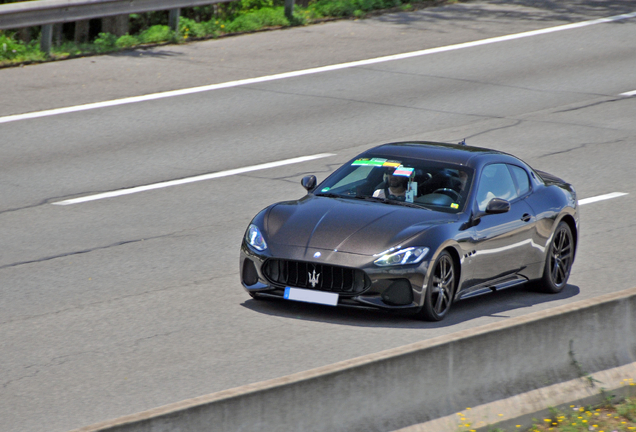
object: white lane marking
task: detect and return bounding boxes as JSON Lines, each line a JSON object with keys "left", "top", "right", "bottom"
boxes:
{"left": 52, "top": 153, "right": 336, "bottom": 205}
{"left": 3, "top": 11, "right": 636, "bottom": 125}
{"left": 579, "top": 192, "right": 628, "bottom": 205}
{"left": 620, "top": 90, "right": 636, "bottom": 97}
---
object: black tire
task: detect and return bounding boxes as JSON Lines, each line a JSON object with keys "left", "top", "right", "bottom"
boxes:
{"left": 418, "top": 251, "right": 455, "bottom": 321}
{"left": 539, "top": 221, "right": 574, "bottom": 293}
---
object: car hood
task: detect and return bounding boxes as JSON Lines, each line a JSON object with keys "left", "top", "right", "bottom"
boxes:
{"left": 264, "top": 196, "right": 455, "bottom": 256}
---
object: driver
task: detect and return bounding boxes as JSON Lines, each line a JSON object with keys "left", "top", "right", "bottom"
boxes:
{"left": 373, "top": 173, "right": 408, "bottom": 199}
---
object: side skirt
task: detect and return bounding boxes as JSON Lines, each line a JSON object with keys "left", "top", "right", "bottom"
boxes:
{"left": 457, "top": 275, "right": 529, "bottom": 300}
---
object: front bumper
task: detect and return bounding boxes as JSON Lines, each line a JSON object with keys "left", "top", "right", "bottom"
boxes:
{"left": 239, "top": 242, "right": 429, "bottom": 314}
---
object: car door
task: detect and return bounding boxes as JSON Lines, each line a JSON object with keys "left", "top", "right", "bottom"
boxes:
{"left": 467, "top": 163, "right": 536, "bottom": 287}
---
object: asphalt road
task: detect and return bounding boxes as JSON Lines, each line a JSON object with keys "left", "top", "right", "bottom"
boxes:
{"left": 1, "top": 1, "right": 636, "bottom": 431}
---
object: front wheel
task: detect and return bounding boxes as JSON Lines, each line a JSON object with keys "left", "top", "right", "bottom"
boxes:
{"left": 539, "top": 221, "right": 574, "bottom": 293}
{"left": 418, "top": 251, "right": 455, "bottom": 321}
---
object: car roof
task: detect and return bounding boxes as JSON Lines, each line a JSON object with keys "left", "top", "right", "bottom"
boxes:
{"left": 363, "top": 141, "right": 514, "bottom": 168}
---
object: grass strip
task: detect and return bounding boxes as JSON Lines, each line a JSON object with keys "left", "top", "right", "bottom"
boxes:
{"left": 455, "top": 384, "right": 636, "bottom": 432}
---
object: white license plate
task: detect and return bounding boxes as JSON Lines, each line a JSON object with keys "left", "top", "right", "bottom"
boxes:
{"left": 284, "top": 287, "right": 339, "bottom": 306}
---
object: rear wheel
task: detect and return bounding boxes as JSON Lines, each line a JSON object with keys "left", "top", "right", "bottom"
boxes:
{"left": 418, "top": 251, "right": 455, "bottom": 321}
{"left": 539, "top": 221, "right": 574, "bottom": 293}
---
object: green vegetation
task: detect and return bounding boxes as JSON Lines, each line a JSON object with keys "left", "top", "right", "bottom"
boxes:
{"left": 454, "top": 381, "right": 636, "bottom": 432}
{"left": 0, "top": 0, "right": 440, "bottom": 66}
{"left": 1, "top": 33, "right": 45, "bottom": 62}
{"left": 524, "top": 400, "right": 636, "bottom": 432}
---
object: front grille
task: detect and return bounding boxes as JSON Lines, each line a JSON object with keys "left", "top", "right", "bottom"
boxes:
{"left": 263, "top": 259, "right": 369, "bottom": 294}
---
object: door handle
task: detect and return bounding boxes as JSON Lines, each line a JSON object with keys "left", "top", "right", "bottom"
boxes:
{"left": 521, "top": 214, "right": 531, "bottom": 222}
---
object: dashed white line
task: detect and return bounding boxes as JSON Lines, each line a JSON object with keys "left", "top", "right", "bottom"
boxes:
{"left": 54, "top": 153, "right": 628, "bottom": 209}
{"left": 579, "top": 192, "right": 628, "bottom": 205}
{"left": 620, "top": 90, "right": 636, "bottom": 97}
{"left": 2, "top": 11, "right": 636, "bottom": 125}
{"left": 52, "top": 153, "right": 335, "bottom": 205}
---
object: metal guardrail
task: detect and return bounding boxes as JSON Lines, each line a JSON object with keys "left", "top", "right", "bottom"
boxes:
{"left": 0, "top": 0, "right": 295, "bottom": 53}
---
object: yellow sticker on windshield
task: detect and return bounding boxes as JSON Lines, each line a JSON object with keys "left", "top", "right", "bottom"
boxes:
{"left": 451, "top": 203, "right": 459, "bottom": 209}
{"left": 383, "top": 161, "right": 401, "bottom": 167}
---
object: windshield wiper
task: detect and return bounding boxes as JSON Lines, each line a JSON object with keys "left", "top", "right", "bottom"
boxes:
{"left": 315, "top": 192, "right": 352, "bottom": 199}
{"left": 352, "top": 195, "right": 382, "bottom": 202}
{"left": 381, "top": 199, "right": 428, "bottom": 209}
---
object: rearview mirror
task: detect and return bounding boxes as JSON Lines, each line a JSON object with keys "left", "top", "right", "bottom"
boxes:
{"left": 301, "top": 175, "right": 317, "bottom": 191}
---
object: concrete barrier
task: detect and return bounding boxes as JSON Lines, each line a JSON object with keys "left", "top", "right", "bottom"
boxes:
{"left": 72, "top": 287, "right": 636, "bottom": 432}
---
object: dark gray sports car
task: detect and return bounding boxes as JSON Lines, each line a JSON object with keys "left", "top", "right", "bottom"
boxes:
{"left": 240, "top": 141, "right": 578, "bottom": 321}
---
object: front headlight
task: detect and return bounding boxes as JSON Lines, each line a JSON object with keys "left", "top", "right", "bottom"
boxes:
{"left": 245, "top": 224, "right": 267, "bottom": 251}
{"left": 374, "top": 247, "right": 429, "bottom": 266}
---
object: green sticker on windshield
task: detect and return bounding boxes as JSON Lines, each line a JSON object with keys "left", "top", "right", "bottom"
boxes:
{"left": 352, "top": 158, "right": 385, "bottom": 167}
{"left": 352, "top": 158, "right": 401, "bottom": 167}
{"left": 321, "top": 187, "right": 330, "bottom": 192}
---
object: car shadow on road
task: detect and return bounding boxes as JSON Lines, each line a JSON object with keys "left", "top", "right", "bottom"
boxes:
{"left": 240, "top": 283, "right": 580, "bottom": 329}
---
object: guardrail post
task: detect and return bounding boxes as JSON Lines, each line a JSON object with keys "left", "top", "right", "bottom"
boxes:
{"left": 75, "top": 20, "right": 90, "bottom": 43}
{"left": 40, "top": 24, "right": 52, "bottom": 55}
{"left": 169, "top": 8, "right": 180, "bottom": 33}
{"left": 284, "top": 0, "right": 294, "bottom": 20}
{"left": 102, "top": 15, "right": 129, "bottom": 36}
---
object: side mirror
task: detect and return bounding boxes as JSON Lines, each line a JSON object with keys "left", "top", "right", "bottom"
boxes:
{"left": 301, "top": 175, "right": 317, "bottom": 191}
{"left": 485, "top": 198, "right": 511, "bottom": 214}
{"left": 464, "top": 198, "right": 510, "bottom": 230}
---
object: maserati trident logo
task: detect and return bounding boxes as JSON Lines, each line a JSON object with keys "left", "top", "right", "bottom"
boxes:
{"left": 308, "top": 269, "right": 320, "bottom": 288}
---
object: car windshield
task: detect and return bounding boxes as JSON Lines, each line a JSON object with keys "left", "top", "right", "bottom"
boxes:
{"left": 315, "top": 155, "right": 474, "bottom": 214}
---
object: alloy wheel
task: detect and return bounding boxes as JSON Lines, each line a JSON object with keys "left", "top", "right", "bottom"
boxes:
{"left": 549, "top": 225, "right": 573, "bottom": 288}
{"left": 431, "top": 254, "right": 454, "bottom": 315}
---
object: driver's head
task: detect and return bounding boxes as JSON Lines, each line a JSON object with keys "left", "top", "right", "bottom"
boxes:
{"left": 387, "top": 173, "right": 408, "bottom": 190}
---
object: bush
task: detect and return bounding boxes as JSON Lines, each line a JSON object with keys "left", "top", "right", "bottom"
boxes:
{"left": 129, "top": 11, "right": 169, "bottom": 35}
{"left": 139, "top": 25, "right": 174, "bottom": 43}
{"left": 115, "top": 33, "right": 139, "bottom": 48}
{"left": 224, "top": 7, "right": 289, "bottom": 32}
{"left": 310, "top": 0, "right": 356, "bottom": 17}
{"left": 0, "top": 33, "right": 28, "bottom": 60}
{"left": 239, "top": 0, "right": 275, "bottom": 12}
{"left": 224, "top": 15, "right": 262, "bottom": 33}
{"left": 116, "top": 34, "right": 139, "bottom": 48}
{"left": 179, "top": 17, "right": 209, "bottom": 39}
{"left": 253, "top": 7, "right": 290, "bottom": 26}
{"left": 201, "top": 20, "right": 221, "bottom": 36}
{"left": 308, "top": 0, "right": 401, "bottom": 17}
{"left": 93, "top": 32, "right": 117, "bottom": 52}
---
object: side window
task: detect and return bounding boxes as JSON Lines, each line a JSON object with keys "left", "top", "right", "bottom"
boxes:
{"left": 509, "top": 165, "right": 531, "bottom": 196}
{"left": 476, "top": 164, "right": 518, "bottom": 211}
